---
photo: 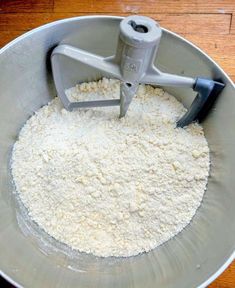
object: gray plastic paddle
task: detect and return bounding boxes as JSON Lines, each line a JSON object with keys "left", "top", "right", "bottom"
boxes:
{"left": 51, "top": 15, "right": 224, "bottom": 127}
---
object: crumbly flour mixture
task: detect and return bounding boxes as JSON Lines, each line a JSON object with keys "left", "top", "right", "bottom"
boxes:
{"left": 11, "top": 78, "right": 210, "bottom": 257}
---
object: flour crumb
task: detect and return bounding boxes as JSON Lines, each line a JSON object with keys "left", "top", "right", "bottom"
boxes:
{"left": 11, "top": 78, "right": 210, "bottom": 257}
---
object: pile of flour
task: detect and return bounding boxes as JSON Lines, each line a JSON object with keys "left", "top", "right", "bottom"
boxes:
{"left": 11, "top": 78, "right": 210, "bottom": 257}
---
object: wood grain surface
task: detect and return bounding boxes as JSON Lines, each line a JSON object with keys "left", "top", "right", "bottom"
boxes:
{"left": 0, "top": 0, "right": 234, "bottom": 287}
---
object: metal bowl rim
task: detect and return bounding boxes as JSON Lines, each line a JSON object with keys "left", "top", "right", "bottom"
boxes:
{"left": 0, "top": 15, "right": 234, "bottom": 288}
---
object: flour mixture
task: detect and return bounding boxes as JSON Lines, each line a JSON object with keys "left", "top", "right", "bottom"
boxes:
{"left": 11, "top": 78, "right": 210, "bottom": 257}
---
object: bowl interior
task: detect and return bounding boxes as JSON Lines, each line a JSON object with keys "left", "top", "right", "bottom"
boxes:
{"left": 0, "top": 16, "right": 234, "bottom": 288}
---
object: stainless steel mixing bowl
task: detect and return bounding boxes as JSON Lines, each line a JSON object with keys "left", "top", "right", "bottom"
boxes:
{"left": 0, "top": 16, "right": 234, "bottom": 288}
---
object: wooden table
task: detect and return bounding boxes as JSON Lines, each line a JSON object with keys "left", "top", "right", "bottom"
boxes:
{"left": 0, "top": 0, "right": 234, "bottom": 287}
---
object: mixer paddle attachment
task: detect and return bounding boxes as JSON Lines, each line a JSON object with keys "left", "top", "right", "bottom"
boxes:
{"left": 51, "top": 15, "right": 224, "bottom": 127}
